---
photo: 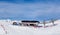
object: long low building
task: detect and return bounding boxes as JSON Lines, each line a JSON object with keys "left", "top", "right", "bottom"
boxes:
{"left": 21, "top": 20, "right": 40, "bottom": 26}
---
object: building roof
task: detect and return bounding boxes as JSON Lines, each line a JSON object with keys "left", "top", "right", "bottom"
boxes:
{"left": 21, "top": 20, "right": 40, "bottom": 23}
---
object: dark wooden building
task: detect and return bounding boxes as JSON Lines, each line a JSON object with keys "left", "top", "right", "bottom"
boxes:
{"left": 21, "top": 20, "right": 40, "bottom": 26}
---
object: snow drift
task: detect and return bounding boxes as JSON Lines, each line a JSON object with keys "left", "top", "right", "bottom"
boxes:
{"left": 0, "top": 19, "right": 60, "bottom": 35}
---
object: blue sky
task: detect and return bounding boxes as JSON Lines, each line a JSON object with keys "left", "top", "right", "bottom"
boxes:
{"left": 0, "top": 0, "right": 60, "bottom": 3}
{"left": 0, "top": 0, "right": 60, "bottom": 21}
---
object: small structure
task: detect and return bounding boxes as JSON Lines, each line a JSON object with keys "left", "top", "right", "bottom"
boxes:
{"left": 13, "top": 22, "right": 18, "bottom": 25}
{"left": 12, "top": 20, "right": 20, "bottom": 25}
{"left": 21, "top": 20, "right": 40, "bottom": 26}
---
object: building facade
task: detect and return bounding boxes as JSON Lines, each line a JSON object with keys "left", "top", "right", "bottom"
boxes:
{"left": 21, "top": 20, "right": 40, "bottom": 26}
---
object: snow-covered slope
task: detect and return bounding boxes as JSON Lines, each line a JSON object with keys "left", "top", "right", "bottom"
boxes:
{"left": 0, "top": 20, "right": 60, "bottom": 35}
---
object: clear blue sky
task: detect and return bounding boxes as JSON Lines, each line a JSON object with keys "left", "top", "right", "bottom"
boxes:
{"left": 0, "top": 0, "right": 60, "bottom": 21}
{"left": 0, "top": 0, "right": 60, "bottom": 3}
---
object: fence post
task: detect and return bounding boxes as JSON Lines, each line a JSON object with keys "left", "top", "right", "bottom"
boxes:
{"left": 51, "top": 19, "right": 55, "bottom": 26}
{"left": 43, "top": 20, "right": 46, "bottom": 28}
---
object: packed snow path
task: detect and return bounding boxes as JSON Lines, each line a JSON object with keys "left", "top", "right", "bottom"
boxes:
{"left": 0, "top": 20, "right": 60, "bottom": 35}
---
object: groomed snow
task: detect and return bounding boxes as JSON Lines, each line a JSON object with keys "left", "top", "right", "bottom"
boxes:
{"left": 0, "top": 20, "right": 60, "bottom": 35}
